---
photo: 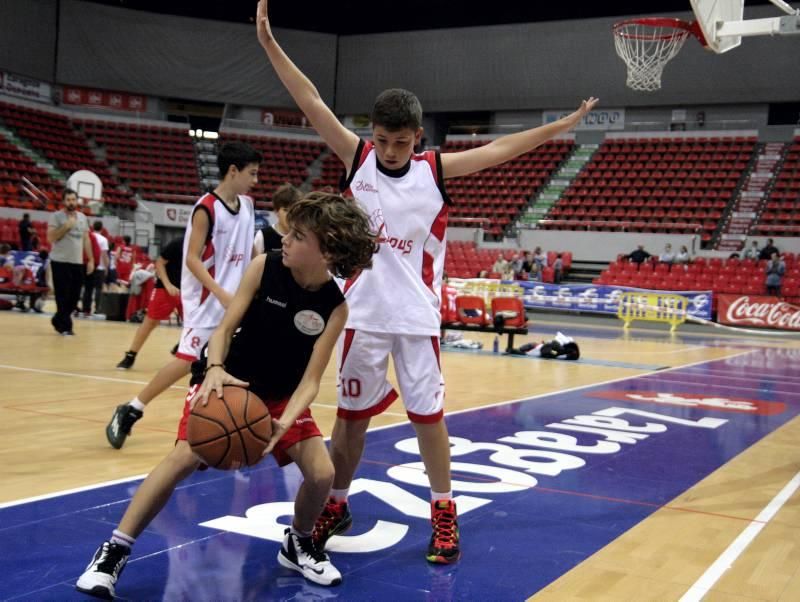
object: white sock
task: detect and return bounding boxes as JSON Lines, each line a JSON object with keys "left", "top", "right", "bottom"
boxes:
{"left": 330, "top": 488, "right": 349, "bottom": 503}
{"left": 111, "top": 529, "right": 135, "bottom": 549}
{"left": 290, "top": 524, "right": 311, "bottom": 538}
{"left": 431, "top": 490, "right": 452, "bottom": 502}
{"left": 129, "top": 398, "right": 145, "bottom": 412}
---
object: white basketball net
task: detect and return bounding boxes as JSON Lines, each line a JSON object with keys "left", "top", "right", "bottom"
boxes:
{"left": 614, "top": 21, "right": 691, "bottom": 92}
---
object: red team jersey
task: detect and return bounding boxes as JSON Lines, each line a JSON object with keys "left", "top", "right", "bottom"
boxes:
{"left": 116, "top": 245, "right": 135, "bottom": 283}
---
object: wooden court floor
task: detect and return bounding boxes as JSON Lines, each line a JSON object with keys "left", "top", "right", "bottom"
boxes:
{"left": 1, "top": 308, "right": 800, "bottom": 600}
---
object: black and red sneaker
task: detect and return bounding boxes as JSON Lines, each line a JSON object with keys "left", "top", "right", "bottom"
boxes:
{"left": 312, "top": 498, "right": 353, "bottom": 550}
{"left": 427, "top": 499, "right": 460, "bottom": 564}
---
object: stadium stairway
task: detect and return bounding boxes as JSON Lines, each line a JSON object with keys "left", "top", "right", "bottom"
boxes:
{"left": 716, "top": 142, "right": 787, "bottom": 252}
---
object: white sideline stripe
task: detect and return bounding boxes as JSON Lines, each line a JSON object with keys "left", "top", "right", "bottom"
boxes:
{"left": 0, "top": 364, "right": 186, "bottom": 389}
{"left": 0, "top": 364, "right": 416, "bottom": 417}
{"left": 679, "top": 471, "right": 800, "bottom": 602}
{"left": 0, "top": 349, "right": 755, "bottom": 506}
{"left": 0, "top": 473, "right": 148, "bottom": 509}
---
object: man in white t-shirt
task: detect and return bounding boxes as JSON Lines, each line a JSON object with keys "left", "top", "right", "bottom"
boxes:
{"left": 105, "top": 142, "right": 261, "bottom": 449}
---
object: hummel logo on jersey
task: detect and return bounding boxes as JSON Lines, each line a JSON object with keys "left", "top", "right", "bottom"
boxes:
{"left": 354, "top": 180, "right": 378, "bottom": 193}
{"left": 266, "top": 296, "right": 287, "bottom": 308}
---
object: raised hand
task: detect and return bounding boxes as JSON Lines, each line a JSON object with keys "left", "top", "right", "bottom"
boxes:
{"left": 256, "top": 0, "right": 274, "bottom": 48}
{"left": 564, "top": 97, "right": 600, "bottom": 128}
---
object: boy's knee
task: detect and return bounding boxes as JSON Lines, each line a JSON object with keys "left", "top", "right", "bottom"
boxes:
{"left": 318, "top": 458, "right": 336, "bottom": 488}
{"left": 170, "top": 442, "right": 202, "bottom": 474}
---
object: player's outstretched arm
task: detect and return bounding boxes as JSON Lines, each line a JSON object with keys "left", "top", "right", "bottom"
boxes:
{"left": 441, "top": 97, "right": 599, "bottom": 179}
{"left": 256, "top": 0, "right": 358, "bottom": 167}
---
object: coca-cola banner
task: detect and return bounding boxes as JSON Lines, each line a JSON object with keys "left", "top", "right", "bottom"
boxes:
{"left": 718, "top": 294, "right": 800, "bottom": 331}
{"left": 62, "top": 86, "right": 147, "bottom": 112}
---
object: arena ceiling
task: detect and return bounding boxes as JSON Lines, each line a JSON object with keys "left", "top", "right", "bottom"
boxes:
{"left": 84, "top": 1, "right": 773, "bottom": 34}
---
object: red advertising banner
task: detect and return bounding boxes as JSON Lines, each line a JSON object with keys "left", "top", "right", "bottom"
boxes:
{"left": 718, "top": 294, "right": 800, "bottom": 331}
{"left": 62, "top": 86, "right": 147, "bottom": 112}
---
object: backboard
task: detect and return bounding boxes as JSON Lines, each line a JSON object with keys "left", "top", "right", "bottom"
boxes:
{"left": 690, "top": 0, "right": 745, "bottom": 52}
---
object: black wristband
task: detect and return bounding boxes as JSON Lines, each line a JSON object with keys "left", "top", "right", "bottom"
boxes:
{"left": 206, "top": 363, "right": 225, "bottom": 372}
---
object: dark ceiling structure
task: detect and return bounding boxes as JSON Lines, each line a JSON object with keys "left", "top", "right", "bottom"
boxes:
{"left": 84, "top": 1, "right": 772, "bottom": 35}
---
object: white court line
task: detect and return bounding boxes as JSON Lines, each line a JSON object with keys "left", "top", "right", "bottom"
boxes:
{"left": 0, "top": 473, "right": 148, "bottom": 509}
{"left": 0, "top": 364, "right": 186, "bottom": 390}
{"left": 0, "top": 349, "right": 756, "bottom": 507}
{"left": 636, "top": 375, "right": 799, "bottom": 397}
{"left": 0, "top": 363, "right": 408, "bottom": 418}
{"left": 679, "top": 471, "right": 800, "bottom": 602}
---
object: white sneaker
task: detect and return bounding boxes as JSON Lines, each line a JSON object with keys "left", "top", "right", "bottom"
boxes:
{"left": 75, "top": 541, "right": 129, "bottom": 600}
{"left": 277, "top": 528, "right": 342, "bottom": 586}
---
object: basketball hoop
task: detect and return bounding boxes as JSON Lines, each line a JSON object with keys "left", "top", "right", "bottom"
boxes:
{"left": 613, "top": 18, "right": 705, "bottom": 92}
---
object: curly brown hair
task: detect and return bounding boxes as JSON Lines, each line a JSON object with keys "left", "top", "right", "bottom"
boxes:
{"left": 286, "top": 191, "right": 378, "bottom": 279}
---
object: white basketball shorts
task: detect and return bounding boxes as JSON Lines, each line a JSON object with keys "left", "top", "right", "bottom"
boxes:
{"left": 336, "top": 329, "right": 445, "bottom": 423}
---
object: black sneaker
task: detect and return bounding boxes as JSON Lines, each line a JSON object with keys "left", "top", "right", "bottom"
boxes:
{"left": 312, "top": 498, "right": 353, "bottom": 550}
{"left": 277, "top": 528, "right": 342, "bottom": 586}
{"left": 75, "top": 541, "right": 130, "bottom": 600}
{"left": 116, "top": 352, "right": 136, "bottom": 370}
{"left": 106, "top": 404, "right": 144, "bottom": 449}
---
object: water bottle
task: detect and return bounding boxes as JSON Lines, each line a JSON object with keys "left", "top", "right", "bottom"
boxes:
{"left": 492, "top": 336, "right": 499, "bottom": 353}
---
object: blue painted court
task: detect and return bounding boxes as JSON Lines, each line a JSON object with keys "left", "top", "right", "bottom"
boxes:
{"left": 2, "top": 347, "right": 799, "bottom": 600}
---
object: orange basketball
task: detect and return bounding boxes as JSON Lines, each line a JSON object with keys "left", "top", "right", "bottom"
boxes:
{"left": 187, "top": 386, "right": 271, "bottom": 470}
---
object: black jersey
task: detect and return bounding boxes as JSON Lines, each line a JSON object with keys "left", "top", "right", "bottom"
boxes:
{"left": 154, "top": 237, "right": 183, "bottom": 289}
{"left": 224, "top": 254, "right": 344, "bottom": 403}
{"left": 259, "top": 224, "right": 284, "bottom": 254}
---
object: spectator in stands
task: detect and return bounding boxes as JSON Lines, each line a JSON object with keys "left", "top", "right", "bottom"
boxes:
{"left": 520, "top": 251, "right": 534, "bottom": 278}
{"left": 18, "top": 213, "right": 35, "bottom": 251}
{"left": 553, "top": 254, "right": 564, "bottom": 284}
{"left": 82, "top": 221, "right": 110, "bottom": 316}
{"left": 765, "top": 252, "right": 785, "bottom": 296}
{"left": 501, "top": 264, "right": 516, "bottom": 281}
{"left": 674, "top": 245, "right": 691, "bottom": 265}
{"left": 509, "top": 253, "right": 524, "bottom": 279}
{"left": 628, "top": 245, "right": 651, "bottom": 264}
{"left": 47, "top": 188, "right": 94, "bottom": 335}
{"left": 254, "top": 183, "right": 301, "bottom": 254}
{"left": 743, "top": 240, "right": 760, "bottom": 260}
{"left": 659, "top": 243, "right": 676, "bottom": 265}
{"left": 759, "top": 238, "right": 779, "bottom": 261}
{"left": 492, "top": 253, "right": 509, "bottom": 275}
{"left": 533, "top": 247, "right": 547, "bottom": 277}
{"left": 477, "top": 269, "right": 489, "bottom": 278}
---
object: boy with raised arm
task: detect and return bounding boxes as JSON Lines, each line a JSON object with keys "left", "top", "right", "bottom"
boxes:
{"left": 257, "top": 0, "right": 597, "bottom": 563}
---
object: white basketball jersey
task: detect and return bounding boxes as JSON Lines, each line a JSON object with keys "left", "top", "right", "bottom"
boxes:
{"left": 342, "top": 141, "right": 450, "bottom": 336}
{"left": 181, "top": 192, "right": 254, "bottom": 328}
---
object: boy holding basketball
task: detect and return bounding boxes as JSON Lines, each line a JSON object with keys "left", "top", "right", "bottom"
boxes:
{"left": 256, "top": 0, "right": 597, "bottom": 564}
{"left": 105, "top": 141, "right": 260, "bottom": 449}
{"left": 76, "top": 192, "right": 377, "bottom": 597}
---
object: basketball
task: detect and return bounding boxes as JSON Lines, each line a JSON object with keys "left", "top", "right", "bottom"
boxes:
{"left": 187, "top": 386, "right": 272, "bottom": 470}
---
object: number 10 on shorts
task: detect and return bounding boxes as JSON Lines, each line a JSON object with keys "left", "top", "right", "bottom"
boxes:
{"left": 340, "top": 378, "right": 362, "bottom": 398}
